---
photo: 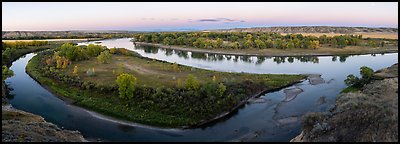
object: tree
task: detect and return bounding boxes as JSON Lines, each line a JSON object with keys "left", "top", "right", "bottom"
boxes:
{"left": 152, "top": 35, "right": 160, "bottom": 43}
{"left": 2, "top": 66, "right": 14, "bottom": 81}
{"left": 310, "top": 40, "right": 320, "bottom": 49}
{"left": 254, "top": 39, "right": 266, "bottom": 49}
{"left": 293, "top": 38, "right": 301, "bottom": 48}
{"left": 360, "top": 66, "right": 374, "bottom": 84}
{"left": 176, "top": 36, "right": 185, "bottom": 45}
{"left": 275, "top": 39, "right": 284, "bottom": 49}
{"left": 243, "top": 40, "right": 254, "bottom": 49}
{"left": 119, "top": 48, "right": 128, "bottom": 55}
{"left": 61, "top": 58, "right": 69, "bottom": 69}
{"left": 110, "top": 47, "right": 117, "bottom": 54}
{"left": 58, "top": 43, "right": 83, "bottom": 61}
{"left": 319, "top": 35, "right": 328, "bottom": 44}
{"left": 97, "top": 50, "right": 112, "bottom": 64}
{"left": 203, "top": 39, "right": 212, "bottom": 49}
{"left": 116, "top": 73, "right": 137, "bottom": 100}
{"left": 73, "top": 65, "right": 79, "bottom": 76}
{"left": 193, "top": 38, "right": 206, "bottom": 48}
{"left": 215, "top": 38, "right": 223, "bottom": 48}
{"left": 163, "top": 37, "right": 173, "bottom": 45}
{"left": 232, "top": 42, "right": 240, "bottom": 49}
{"left": 185, "top": 74, "right": 199, "bottom": 90}
{"left": 144, "top": 34, "right": 152, "bottom": 43}
{"left": 344, "top": 74, "right": 360, "bottom": 87}
{"left": 55, "top": 55, "right": 63, "bottom": 69}
{"left": 334, "top": 36, "right": 347, "bottom": 48}
{"left": 217, "top": 83, "right": 226, "bottom": 97}
{"left": 344, "top": 66, "right": 375, "bottom": 88}
{"left": 265, "top": 39, "right": 273, "bottom": 48}
{"left": 245, "top": 34, "right": 253, "bottom": 41}
{"left": 87, "top": 44, "right": 104, "bottom": 57}
{"left": 286, "top": 41, "right": 295, "bottom": 49}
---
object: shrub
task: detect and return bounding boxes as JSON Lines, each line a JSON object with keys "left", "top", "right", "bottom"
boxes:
{"left": 2, "top": 66, "right": 14, "bottom": 81}
{"left": 110, "top": 47, "right": 117, "bottom": 54}
{"left": 97, "top": 50, "right": 112, "bottom": 64}
{"left": 73, "top": 65, "right": 79, "bottom": 76}
{"left": 185, "top": 74, "right": 199, "bottom": 90}
{"left": 344, "top": 66, "right": 375, "bottom": 88}
{"left": 116, "top": 73, "right": 137, "bottom": 100}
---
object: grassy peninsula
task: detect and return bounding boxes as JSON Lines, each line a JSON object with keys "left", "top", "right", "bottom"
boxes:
{"left": 26, "top": 43, "right": 306, "bottom": 128}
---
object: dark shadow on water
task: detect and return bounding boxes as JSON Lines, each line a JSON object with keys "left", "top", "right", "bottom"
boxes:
{"left": 155, "top": 130, "right": 184, "bottom": 137}
{"left": 117, "top": 124, "right": 135, "bottom": 133}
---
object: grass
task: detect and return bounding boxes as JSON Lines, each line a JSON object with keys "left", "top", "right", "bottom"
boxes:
{"left": 62, "top": 53, "right": 304, "bottom": 89}
{"left": 27, "top": 50, "right": 306, "bottom": 127}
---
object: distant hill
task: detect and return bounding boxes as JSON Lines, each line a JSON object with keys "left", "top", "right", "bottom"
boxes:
{"left": 1, "top": 31, "right": 136, "bottom": 39}
{"left": 209, "top": 26, "right": 398, "bottom": 34}
{"left": 2, "top": 26, "right": 398, "bottom": 39}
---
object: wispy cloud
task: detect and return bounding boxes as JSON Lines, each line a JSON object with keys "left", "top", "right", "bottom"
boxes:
{"left": 141, "top": 18, "right": 155, "bottom": 20}
{"left": 190, "top": 18, "right": 246, "bottom": 23}
{"left": 198, "top": 19, "right": 220, "bottom": 22}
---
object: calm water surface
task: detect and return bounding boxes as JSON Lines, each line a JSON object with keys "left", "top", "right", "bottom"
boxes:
{"left": 6, "top": 38, "right": 398, "bottom": 141}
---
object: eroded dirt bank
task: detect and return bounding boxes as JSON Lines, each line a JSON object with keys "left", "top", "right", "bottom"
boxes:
{"left": 2, "top": 105, "right": 87, "bottom": 142}
{"left": 291, "top": 63, "right": 398, "bottom": 142}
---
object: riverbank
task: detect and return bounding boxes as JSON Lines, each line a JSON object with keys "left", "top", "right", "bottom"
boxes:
{"left": 136, "top": 42, "right": 398, "bottom": 57}
{"left": 2, "top": 42, "right": 64, "bottom": 105}
{"left": 2, "top": 41, "right": 66, "bottom": 105}
{"left": 291, "top": 63, "right": 398, "bottom": 142}
{"left": 26, "top": 48, "right": 306, "bottom": 128}
{"left": 2, "top": 105, "right": 87, "bottom": 142}
{"left": 1, "top": 42, "right": 90, "bottom": 142}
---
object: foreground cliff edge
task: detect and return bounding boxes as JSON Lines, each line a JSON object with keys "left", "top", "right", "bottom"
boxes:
{"left": 2, "top": 105, "right": 87, "bottom": 142}
{"left": 291, "top": 63, "right": 398, "bottom": 142}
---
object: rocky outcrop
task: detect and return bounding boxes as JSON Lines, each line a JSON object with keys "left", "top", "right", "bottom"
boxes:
{"left": 291, "top": 63, "right": 398, "bottom": 142}
{"left": 212, "top": 26, "right": 398, "bottom": 34}
{"left": 2, "top": 105, "right": 87, "bottom": 142}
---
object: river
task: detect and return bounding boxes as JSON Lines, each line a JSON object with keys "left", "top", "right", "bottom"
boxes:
{"left": 5, "top": 38, "right": 398, "bottom": 141}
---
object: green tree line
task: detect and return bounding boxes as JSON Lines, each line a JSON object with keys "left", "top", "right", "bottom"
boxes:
{"left": 133, "top": 32, "right": 394, "bottom": 49}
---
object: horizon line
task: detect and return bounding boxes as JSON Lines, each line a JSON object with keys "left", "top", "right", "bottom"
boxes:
{"left": 2, "top": 25, "right": 398, "bottom": 32}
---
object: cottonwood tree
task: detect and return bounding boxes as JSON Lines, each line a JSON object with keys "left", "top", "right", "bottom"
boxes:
{"left": 73, "top": 65, "right": 79, "bottom": 76}
{"left": 116, "top": 73, "right": 137, "bottom": 100}
{"left": 2, "top": 66, "right": 14, "bottom": 81}
{"left": 97, "top": 50, "right": 112, "bottom": 64}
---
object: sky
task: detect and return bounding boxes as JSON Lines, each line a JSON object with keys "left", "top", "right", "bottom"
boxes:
{"left": 2, "top": 2, "right": 398, "bottom": 31}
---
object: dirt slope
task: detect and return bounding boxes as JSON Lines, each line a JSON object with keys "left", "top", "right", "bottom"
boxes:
{"left": 291, "top": 63, "right": 398, "bottom": 142}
